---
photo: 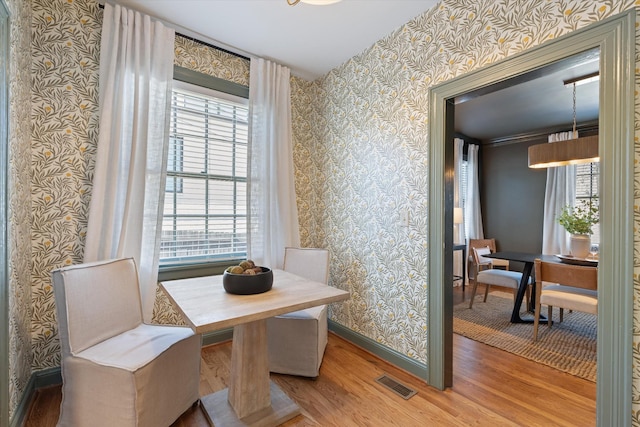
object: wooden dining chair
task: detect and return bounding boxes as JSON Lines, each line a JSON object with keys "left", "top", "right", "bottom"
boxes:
{"left": 467, "top": 238, "right": 509, "bottom": 280}
{"left": 533, "top": 259, "right": 598, "bottom": 341}
{"left": 468, "top": 246, "right": 530, "bottom": 309}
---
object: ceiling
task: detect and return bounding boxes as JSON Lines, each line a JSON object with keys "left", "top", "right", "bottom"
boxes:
{"left": 112, "top": 0, "right": 599, "bottom": 142}
{"left": 115, "top": 0, "right": 439, "bottom": 81}
{"left": 455, "top": 49, "right": 600, "bottom": 141}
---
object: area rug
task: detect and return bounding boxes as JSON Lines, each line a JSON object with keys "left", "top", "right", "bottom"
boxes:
{"left": 454, "top": 291, "right": 596, "bottom": 382}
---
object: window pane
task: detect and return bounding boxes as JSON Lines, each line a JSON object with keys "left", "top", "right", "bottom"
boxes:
{"left": 161, "top": 81, "right": 248, "bottom": 265}
{"left": 575, "top": 162, "right": 599, "bottom": 245}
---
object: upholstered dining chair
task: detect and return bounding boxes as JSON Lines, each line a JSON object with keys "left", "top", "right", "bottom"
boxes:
{"left": 533, "top": 258, "right": 598, "bottom": 341}
{"left": 267, "top": 247, "right": 330, "bottom": 377}
{"left": 467, "top": 238, "right": 510, "bottom": 277}
{"left": 52, "top": 258, "right": 201, "bottom": 427}
{"left": 468, "top": 246, "right": 531, "bottom": 309}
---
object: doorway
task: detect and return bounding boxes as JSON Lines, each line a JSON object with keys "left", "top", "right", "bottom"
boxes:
{"left": 427, "top": 10, "right": 634, "bottom": 426}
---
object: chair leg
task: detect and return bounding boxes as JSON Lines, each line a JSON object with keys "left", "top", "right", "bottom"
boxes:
{"left": 559, "top": 308, "right": 564, "bottom": 323}
{"left": 469, "top": 278, "right": 479, "bottom": 309}
{"left": 533, "top": 298, "right": 541, "bottom": 341}
{"left": 483, "top": 283, "right": 490, "bottom": 302}
{"left": 547, "top": 306, "right": 553, "bottom": 328}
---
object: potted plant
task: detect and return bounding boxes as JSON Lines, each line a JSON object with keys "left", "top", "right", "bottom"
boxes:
{"left": 557, "top": 200, "right": 599, "bottom": 258}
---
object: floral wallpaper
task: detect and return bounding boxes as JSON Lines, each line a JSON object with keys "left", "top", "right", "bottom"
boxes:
{"left": 30, "top": 0, "right": 101, "bottom": 373}
{"left": 9, "top": 0, "right": 640, "bottom": 424}
{"left": 29, "top": 0, "right": 253, "bottom": 361}
{"left": 301, "top": 0, "right": 640, "bottom": 418}
{"left": 7, "top": 0, "right": 33, "bottom": 420}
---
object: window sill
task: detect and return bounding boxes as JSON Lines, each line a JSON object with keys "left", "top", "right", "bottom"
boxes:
{"left": 158, "top": 259, "right": 244, "bottom": 282}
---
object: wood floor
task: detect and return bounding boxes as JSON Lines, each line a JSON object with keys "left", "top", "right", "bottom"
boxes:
{"left": 24, "top": 286, "right": 595, "bottom": 426}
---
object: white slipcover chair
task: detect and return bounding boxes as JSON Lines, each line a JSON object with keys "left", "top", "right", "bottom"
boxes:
{"left": 52, "top": 258, "right": 201, "bottom": 427}
{"left": 267, "top": 247, "right": 330, "bottom": 377}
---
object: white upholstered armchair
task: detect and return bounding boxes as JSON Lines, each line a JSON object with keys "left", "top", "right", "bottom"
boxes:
{"left": 267, "top": 247, "right": 330, "bottom": 377}
{"left": 52, "top": 258, "right": 201, "bottom": 427}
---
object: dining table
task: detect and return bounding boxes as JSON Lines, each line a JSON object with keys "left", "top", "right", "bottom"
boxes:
{"left": 485, "top": 252, "right": 574, "bottom": 324}
{"left": 161, "top": 269, "right": 350, "bottom": 427}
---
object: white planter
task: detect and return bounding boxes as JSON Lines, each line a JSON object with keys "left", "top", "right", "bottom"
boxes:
{"left": 570, "top": 234, "right": 591, "bottom": 258}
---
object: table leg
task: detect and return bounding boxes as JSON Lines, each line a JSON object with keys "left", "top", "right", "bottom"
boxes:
{"left": 200, "top": 319, "right": 301, "bottom": 426}
{"left": 511, "top": 262, "right": 535, "bottom": 323}
{"left": 509, "top": 262, "right": 549, "bottom": 324}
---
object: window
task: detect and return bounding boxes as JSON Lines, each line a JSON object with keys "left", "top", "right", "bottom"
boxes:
{"left": 160, "top": 80, "right": 249, "bottom": 266}
{"left": 575, "top": 162, "right": 599, "bottom": 244}
{"left": 456, "top": 154, "right": 470, "bottom": 240}
{"left": 165, "top": 136, "right": 184, "bottom": 193}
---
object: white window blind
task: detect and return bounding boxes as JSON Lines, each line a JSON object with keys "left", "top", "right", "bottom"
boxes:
{"left": 160, "top": 80, "right": 249, "bottom": 265}
{"left": 459, "top": 160, "right": 468, "bottom": 212}
{"left": 575, "top": 161, "right": 599, "bottom": 244}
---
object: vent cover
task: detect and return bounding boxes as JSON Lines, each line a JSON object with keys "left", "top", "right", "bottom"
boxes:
{"left": 375, "top": 374, "right": 417, "bottom": 400}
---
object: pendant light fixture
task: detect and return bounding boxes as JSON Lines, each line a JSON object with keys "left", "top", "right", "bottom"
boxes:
{"left": 528, "top": 72, "right": 600, "bottom": 169}
{"left": 287, "top": 0, "right": 342, "bottom": 5}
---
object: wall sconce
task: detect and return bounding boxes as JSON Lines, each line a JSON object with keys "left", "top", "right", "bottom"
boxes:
{"left": 528, "top": 72, "right": 599, "bottom": 169}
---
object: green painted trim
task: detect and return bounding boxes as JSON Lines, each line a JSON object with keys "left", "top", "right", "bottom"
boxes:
{"left": 9, "top": 367, "right": 61, "bottom": 427}
{"left": 329, "top": 321, "right": 427, "bottom": 381}
{"left": 9, "top": 375, "right": 34, "bottom": 427}
{"left": 34, "top": 367, "right": 62, "bottom": 389}
{"left": 429, "top": 9, "right": 635, "bottom": 425}
{"left": 595, "top": 10, "right": 635, "bottom": 426}
{"left": 173, "top": 65, "right": 249, "bottom": 99}
{"left": 158, "top": 261, "right": 238, "bottom": 282}
{"left": 0, "top": 1, "right": 10, "bottom": 426}
{"left": 202, "top": 328, "right": 233, "bottom": 346}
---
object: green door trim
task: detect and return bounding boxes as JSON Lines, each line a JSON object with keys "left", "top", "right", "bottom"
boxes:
{"left": 428, "top": 9, "right": 635, "bottom": 427}
{"left": 0, "top": 1, "right": 10, "bottom": 425}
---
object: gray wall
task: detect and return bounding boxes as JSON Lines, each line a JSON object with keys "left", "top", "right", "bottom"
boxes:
{"left": 478, "top": 126, "right": 599, "bottom": 256}
{"left": 480, "top": 138, "right": 547, "bottom": 255}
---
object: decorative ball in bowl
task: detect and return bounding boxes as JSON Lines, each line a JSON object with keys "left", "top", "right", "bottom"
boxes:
{"left": 223, "top": 260, "right": 273, "bottom": 295}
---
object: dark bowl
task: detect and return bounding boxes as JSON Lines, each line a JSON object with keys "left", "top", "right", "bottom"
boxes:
{"left": 223, "top": 267, "right": 273, "bottom": 295}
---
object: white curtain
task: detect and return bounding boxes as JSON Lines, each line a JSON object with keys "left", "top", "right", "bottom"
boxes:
{"left": 453, "top": 138, "right": 465, "bottom": 284}
{"left": 84, "top": 3, "right": 175, "bottom": 322}
{"left": 465, "top": 143, "right": 483, "bottom": 239}
{"left": 542, "top": 131, "right": 577, "bottom": 255}
{"left": 247, "top": 58, "right": 300, "bottom": 269}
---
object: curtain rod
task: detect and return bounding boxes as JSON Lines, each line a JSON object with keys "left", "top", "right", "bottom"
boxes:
{"left": 97, "top": 3, "right": 251, "bottom": 62}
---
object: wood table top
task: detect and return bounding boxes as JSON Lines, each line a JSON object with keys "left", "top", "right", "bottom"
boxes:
{"left": 161, "top": 269, "right": 350, "bottom": 334}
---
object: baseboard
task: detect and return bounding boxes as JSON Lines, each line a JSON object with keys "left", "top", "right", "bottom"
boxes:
{"left": 202, "top": 327, "right": 233, "bottom": 346}
{"left": 13, "top": 324, "right": 424, "bottom": 426}
{"left": 328, "top": 320, "right": 428, "bottom": 381}
{"left": 10, "top": 366, "right": 61, "bottom": 427}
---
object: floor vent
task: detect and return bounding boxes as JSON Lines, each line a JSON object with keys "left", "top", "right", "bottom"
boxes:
{"left": 375, "top": 374, "right": 417, "bottom": 400}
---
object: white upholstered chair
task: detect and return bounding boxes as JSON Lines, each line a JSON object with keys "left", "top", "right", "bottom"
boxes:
{"left": 468, "top": 246, "right": 531, "bottom": 309}
{"left": 533, "top": 258, "right": 598, "bottom": 341}
{"left": 52, "top": 258, "right": 201, "bottom": 427}
{"left": 267, "top": 247, "right": 330, "bottom": 377}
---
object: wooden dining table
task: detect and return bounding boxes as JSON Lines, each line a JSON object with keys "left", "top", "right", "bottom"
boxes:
{"left": 161, "top": 269, "right": 350, "bottom": 427}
